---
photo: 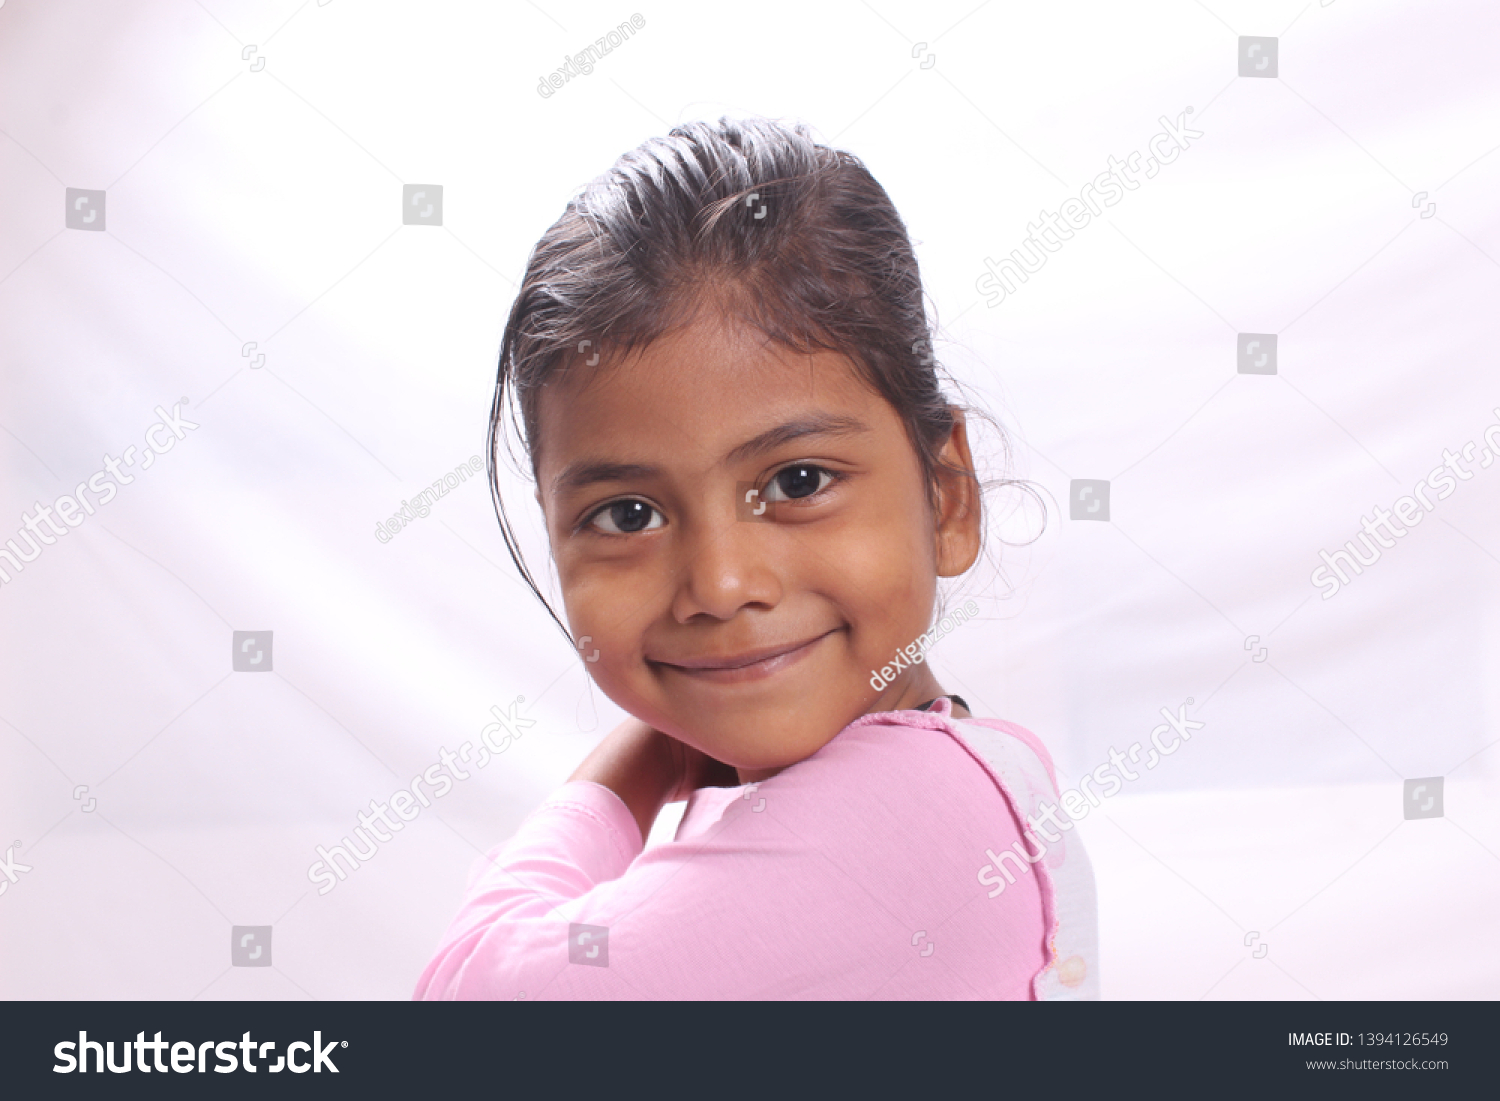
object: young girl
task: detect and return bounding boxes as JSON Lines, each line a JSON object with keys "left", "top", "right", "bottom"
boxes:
{"left": 414, "top": 117, "right": 1096, "bottom": 1000}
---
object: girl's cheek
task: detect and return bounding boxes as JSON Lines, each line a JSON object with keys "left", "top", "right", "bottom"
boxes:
{"left": 845, "top": 556, "right": 936, "bottom": 659}
{"left": 564, "top": 592, "right": 654, "bottom": 679}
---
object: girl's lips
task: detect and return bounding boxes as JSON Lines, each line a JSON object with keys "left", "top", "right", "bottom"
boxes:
{"left": 653, "top": 630, "right": 836, "bottom": 684}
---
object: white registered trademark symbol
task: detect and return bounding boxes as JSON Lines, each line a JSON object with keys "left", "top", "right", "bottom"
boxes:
{"left": 341, "top": 1041, "right": 348, "bottom": 1047}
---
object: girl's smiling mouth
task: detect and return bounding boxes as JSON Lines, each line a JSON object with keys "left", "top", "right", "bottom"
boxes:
{"left": 650, "top": 628, "right": 840, "bottom": 684}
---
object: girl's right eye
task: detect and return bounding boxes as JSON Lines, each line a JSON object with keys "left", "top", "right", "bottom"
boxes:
{"left": 587, "top": 499, "right": 664, "bottom": 535}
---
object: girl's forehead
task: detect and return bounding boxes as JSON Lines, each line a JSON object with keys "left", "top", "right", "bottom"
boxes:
{"left": 533, "top": 323, "right": 891, "bottom": 479}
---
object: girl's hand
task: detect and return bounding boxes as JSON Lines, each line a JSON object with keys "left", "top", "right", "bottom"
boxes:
{"left": 567, "top": 717, "right": 738, "bottom": 842}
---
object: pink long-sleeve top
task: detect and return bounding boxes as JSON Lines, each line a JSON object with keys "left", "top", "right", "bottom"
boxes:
{"left": 414, "top": 704, "right": 1052, "bottom": 999}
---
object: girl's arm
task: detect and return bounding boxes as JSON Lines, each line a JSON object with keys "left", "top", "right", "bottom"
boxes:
{"left": 412, "top": 719, "right": 738, "bottom": 1000}
{"left": 413, "top": 714, "right": 1047, "bottom": 1001}
{"left": 411, "top": 777, "right": 643, "bottom": 1000}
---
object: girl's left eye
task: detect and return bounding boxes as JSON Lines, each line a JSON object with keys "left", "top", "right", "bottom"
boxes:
{"left": 587, "top": 499, "right": 664, "bottom": 534}
{"left": 761, "top": 464, "right": 836, "bottom": 503}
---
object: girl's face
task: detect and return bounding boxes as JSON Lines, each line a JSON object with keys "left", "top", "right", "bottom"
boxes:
{"left": 534, "top": 310, "right": 981, "bottom": 779}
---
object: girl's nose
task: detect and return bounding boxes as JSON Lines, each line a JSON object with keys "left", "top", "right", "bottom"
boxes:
{"left": 668, "top": 517, "right": 784, "bottom": 623}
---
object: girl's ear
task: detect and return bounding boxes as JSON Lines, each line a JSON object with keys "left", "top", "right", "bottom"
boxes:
{"left": 932, "top": 409, "right": 982, "bottom": 578}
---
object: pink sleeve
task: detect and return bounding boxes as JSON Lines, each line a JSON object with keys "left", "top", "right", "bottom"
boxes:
{"left": 412, "top": 781, "right": 642, "bottom": 1000}
{"left": 413, "top": 720, "right": 1047, "bottom": 1001}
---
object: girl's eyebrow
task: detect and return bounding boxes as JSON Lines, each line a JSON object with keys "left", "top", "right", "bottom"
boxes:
{"left": 552, "top": 461, "right": 660, "bottom": 494}
{"left": 723, "top": 413, "right": 870, "bottom": 465}
{"left": 551, "top": 414, "right": 870, "bottom": 495}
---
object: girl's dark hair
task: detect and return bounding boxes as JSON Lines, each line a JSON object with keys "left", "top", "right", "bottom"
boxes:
{"left": 488, "top": 116, "right": 993, "bottom": 642}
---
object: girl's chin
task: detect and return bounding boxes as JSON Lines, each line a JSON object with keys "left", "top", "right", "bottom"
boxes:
{"left": 667, "top": 708, "right": 855, "bottom": 774}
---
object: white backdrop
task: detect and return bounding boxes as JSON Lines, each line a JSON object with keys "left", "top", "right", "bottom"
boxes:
{"left": 1, "top": 0, "right": 1496, "bottom": 1000}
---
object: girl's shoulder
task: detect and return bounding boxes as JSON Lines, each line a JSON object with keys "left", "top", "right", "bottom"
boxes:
{"left": 826, "top": 704, "right": 1064, "bottom": 836}
{"left": 674, "top": 703, "right": 1058, "bottom": 846}
{"left": 840, "top": 701, "right": 1058, "bottom": 791}
{"left": 676, "top": 704, "right": 1037, "bottom": 843}
{"left": 948, "top": 715, "right": 1059, "bottom": 794}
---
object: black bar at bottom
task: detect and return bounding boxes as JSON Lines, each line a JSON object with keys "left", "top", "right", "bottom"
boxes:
{"left": 2, "top": 1000, "right": 1490, "bottom": 1098}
